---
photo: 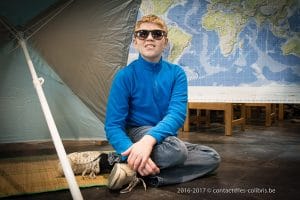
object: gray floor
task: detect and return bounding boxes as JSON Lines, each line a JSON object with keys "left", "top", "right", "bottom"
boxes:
{"left": 1, "top": 119, "right": 300, "bottom": 200}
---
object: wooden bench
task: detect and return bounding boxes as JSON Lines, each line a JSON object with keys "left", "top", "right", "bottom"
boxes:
{"left": 245, "top": 103, "right": 276, "bottom": 126}
{"left": 183, "top": 102, "right": 246, "bottom": 136}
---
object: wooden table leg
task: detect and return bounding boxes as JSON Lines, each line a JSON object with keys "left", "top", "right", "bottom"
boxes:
{"left": 265, "top": 104, "right": 272, "bottom": 126}
{"left": 240, "top": 104, "right": 246, "bottom": 131}
{"left": 224, "top": 103, "right": 233, "bottom": 136}
{"left": 205, "top": 110, "right": 210, "bottom": 127}
{"left": 278, "top": 104, "right": 284, "bottom": 120}
{"left": 183, "top": 106, "right": 190, "bottom": 132}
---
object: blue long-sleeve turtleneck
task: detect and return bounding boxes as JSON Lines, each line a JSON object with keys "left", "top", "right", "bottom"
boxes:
{"left": 105, "top": 55, "right": 187, "bottom": 154}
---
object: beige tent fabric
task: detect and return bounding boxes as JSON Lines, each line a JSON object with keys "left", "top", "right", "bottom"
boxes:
{"left": 31, "top": 0, "right": 140, "bottom": 122}
{"left": 0, "top": 0, "right": 140, "bottom": 142}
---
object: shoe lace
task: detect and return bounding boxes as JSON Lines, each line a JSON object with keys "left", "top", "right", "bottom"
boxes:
{"left": 120, "top": 176, "right": 147, "bottom": 194}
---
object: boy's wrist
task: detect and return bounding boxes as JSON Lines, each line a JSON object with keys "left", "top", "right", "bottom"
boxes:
{"left": 141, "top": 135, "right": 157, "bottom": 147}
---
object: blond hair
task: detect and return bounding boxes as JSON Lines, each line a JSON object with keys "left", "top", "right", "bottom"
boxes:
{"left": 135, "top": 14, "right": 168, "bottom": 33}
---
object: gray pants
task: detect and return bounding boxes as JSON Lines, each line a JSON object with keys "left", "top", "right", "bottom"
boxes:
{"left": 127, "top": 126, "right": 221, "bottom": 187}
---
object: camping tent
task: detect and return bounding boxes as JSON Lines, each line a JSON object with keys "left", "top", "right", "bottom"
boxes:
{"left": 0, "top": 0, "right": 141, "bottom": 143}
{"left": 0, "top": 0, "right": 141, "bottom": 198}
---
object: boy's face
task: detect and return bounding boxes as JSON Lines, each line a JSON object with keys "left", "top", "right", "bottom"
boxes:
{"left": 134, "top": 22, "right": 168, "bottom": 63}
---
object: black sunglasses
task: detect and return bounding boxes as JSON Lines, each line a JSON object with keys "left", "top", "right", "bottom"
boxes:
{"left": 134, "top": 30, "right": 167, "bottom": 40}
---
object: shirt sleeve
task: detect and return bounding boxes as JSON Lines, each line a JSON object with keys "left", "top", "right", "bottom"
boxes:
{"left": 147, "top": 67, "right": 188, "bottom": 143}
{"left": 105, "top": 70, "right": 133, "bottom": 154}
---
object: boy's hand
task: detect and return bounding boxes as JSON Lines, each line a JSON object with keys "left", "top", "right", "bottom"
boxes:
{"left": 122, "top": 135, "right": 160, "bottom": 176}
{"left": 138, "top": 157, "right": 160, "bottom": 176}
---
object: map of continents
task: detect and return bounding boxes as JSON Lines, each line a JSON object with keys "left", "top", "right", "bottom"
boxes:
{"left": 129, "top": 0, "right": 300, "bottom": 88}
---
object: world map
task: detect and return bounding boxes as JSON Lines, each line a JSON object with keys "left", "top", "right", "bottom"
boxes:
{"left": 128, "top": 0, "right": 300, "bottom": 102}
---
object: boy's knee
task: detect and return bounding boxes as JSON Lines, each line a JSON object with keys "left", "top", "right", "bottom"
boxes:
{"left": 168, "top": 137, "right": 188, "bottom": 164}
{"left": 153, "top": 136, "right": 188, "bottom": 168}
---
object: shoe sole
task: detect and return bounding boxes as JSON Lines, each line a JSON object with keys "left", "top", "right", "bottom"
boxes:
{"left": 107, "top": 164, "right": 122, "bottom": 189}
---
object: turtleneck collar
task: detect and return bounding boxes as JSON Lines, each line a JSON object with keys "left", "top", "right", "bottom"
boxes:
{"left": 137, "top": 54, "right": 163, "bottom": 72}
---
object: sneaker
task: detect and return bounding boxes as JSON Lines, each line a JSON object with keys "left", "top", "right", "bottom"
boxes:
{"left": 57, "top": 151, "right": 101, "bottom": 178}
{"left": 57, "top": 151, "right": 121, "bottom": 179}
{"left": 107, "top": 163, "right": 146, "bottom": 193}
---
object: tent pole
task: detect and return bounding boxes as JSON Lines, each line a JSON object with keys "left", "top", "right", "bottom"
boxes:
{"left": 19, "top": 39, "right": 84, "bottom": 200}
